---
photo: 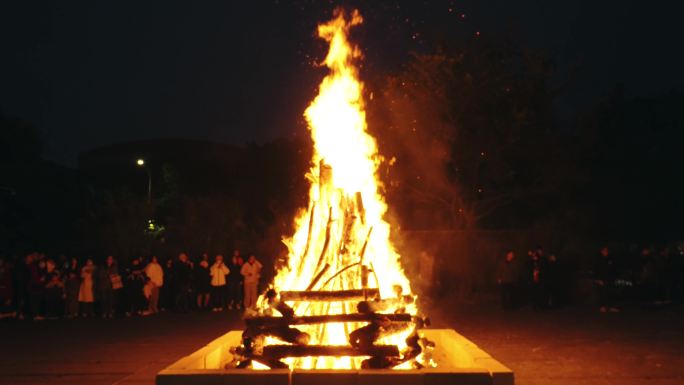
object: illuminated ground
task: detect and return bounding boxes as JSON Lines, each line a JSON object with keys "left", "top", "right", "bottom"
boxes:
{"left": 0, "top": 302, "right": 682, "bottom": 385}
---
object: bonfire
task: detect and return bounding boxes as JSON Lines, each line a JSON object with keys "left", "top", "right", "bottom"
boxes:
{"left": 230, "top": 9, "right": 434, "bottom": 370}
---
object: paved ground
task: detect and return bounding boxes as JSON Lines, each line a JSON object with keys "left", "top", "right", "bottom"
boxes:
{"left": 436, "top": 302, "right": 684, "bottom": 385}
{"left": 1, "top": 302, "right": 683, "bottom": 385}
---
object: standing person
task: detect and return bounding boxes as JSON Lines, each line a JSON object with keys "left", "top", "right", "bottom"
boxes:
{"left": 98, "top": 256, "right": 120, "bottom": 318}
{"left": 637, "top": 247, "right": 657, "bottom": 303}
{"left": 174, "top": 253, "right": 193, "bottom": 312}
{"left": 29, "top": 253, "right": 46, "bottom": 320}
{"left": 241, "top": 254, "right": 263, "bottom": 310}
{"left": 656, "top": 247, "right": 675, "bottom": 305}
{"left": 527, "top": 249, "right": 546, "bottom": 310}
{"left": 0, "top": 257, "right": 15, "bottom": 318}
{"left": 228, "top": 251, "right": 244, "bottom": 310}
{"left": 124, "top": 257, "right": 147, "bottom": 316}
{"left": 209, "top": 255, "right": 229, "bottom": 312}
{"left": 545, "top": 254, "right": 562, "bottom": 308}
{"left": 78, "top": 258, "right": 96, "bottom": 318}
{"left": 12, "top": 255, "right": 31, "bottom": 320}
{"left": 194, "top": 253, "right": 211, "bottom": 311}
{"left": 64, "top": 257, "right": 81, "bottom": 318}
{"left": 145, "top": 256, "right": 164, "bottom": 314}
{"left": 107, "top": 256, "right": 124, "bottom": 315}
{"left": 43, "top": 259, "right": 64, "bottom": 319}
{"left": 594, "top": 246, "right": 619, "bottom": 313}
{"left": 496, "top": 250, "right": 519, "bottom": 310}
{"left": 160, "top": 258, "right": 175, "bottom": 311}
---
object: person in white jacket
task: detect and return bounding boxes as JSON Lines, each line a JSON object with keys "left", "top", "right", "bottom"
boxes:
{"left": 210, "top": 255, "right": 229, "bottom": 312}
{"left": 240, "top": 254, "right": 263, "bottom": 309}
{"left": 144, "top": 256, "right": 164, "bottom": 314}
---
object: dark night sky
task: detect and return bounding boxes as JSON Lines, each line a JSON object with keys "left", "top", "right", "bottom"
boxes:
{"left": 2, "top": 0, "right": 683, "bottom": 166}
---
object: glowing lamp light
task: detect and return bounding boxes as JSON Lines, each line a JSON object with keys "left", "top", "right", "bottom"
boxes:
{"left": 136, "top": 159, "right": 145, "bottom": 166}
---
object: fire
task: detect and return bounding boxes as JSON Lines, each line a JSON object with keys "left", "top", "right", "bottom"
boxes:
{"left": 258, "top": 9, "right": 416, "bottom": 370}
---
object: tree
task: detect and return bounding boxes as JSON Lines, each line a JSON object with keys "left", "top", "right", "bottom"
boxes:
{"left": 369, "top": 37, "right": 573, "bottom": 231}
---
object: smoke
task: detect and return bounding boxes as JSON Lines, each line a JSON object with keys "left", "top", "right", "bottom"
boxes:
{"left": 367, "top": 53, "right": 460, "bottom": 231}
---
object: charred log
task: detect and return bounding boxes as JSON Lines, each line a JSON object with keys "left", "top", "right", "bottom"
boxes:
{"left": 252, "top": 358, "right": 289, "bottom": 369}
{"left": 349, "top": 322, "right": 413, "bottom": 349}
{"left": 305, "top": 263, "right": 330, "bottom": 291}
{"left": 337, "top": 208, "right": 356, "bottom": 255}
{"left": 245, "top": 312, "right": 413, "bottom": 328}
{"left": 297, "top": 202, "right": 316, "bottom": 272}
{"left": 311, "top": 206, "right": 334, "bottom": 277}
{"left": 261, "top": 344, "right": 400, "bottom": 358}
{"left": 355, "top": 191, "right": 366, "bottom": 225}
{"left": 265, "top": 289, "right": 295, "bottom": 318}
{"left": 280, "top": 288, "right": 379, "bottom": 302}
{"left": 361, "top": 355, "right": 400, "bottom": 369}
{"left": 243, "top": 325, "right": 310, "bottom": 345}
{"left": 356, "top": 296, "right": 415, "bottom": 314}
{"left": 358, "top": 227, "right": 373, "bottom": 265}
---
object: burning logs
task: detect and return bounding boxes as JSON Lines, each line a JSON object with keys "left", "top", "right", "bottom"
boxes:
{"left": 236, "top": 292, "right": 431, "bottom": 370}
{"left": 349, "top": 322, "right": 413, "bottom": 349}
{"left": 262, "top": 344, "right": 399, "bottom": 358}
{"left": 279, "top": 288, "right": 379, "bottom": 302}
{"left": 234, "top": 344, "right": 401, "bottom": 370}
{"left": 297, "top": 202, "right": 316, "bottom": 272}
{"left": 245, "top": 312, "right": 414, "bottom": 329}
{"left": 306, "top": 263, "right": 330, "bottom": 291}
{"left": 244, "top": 326, "right": 311, "bottom": 345}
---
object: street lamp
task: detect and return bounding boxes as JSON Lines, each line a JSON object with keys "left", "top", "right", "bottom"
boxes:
{"left": 136, "top": 158, "right": 152, "bottom": 204}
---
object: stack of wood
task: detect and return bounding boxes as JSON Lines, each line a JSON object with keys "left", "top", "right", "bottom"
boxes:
{"left": 230, "top": 287, "right": 431, "bottom": 370}
{"left": 228, "top": 163, "right": 434, "bottom": 369}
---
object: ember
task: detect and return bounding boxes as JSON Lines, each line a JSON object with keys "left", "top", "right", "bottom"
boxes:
{"left": 228, "top": 8, "right": 429, "bottom": 370}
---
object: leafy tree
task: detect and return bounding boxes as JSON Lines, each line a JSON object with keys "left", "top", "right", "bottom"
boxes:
{"left": 369, "top": 38, "right": 575, "bottom": 231}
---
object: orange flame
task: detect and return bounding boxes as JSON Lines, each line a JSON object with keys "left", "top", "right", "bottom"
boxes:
{"left": 260, "top": 9, "right": 416, "bottom": 370}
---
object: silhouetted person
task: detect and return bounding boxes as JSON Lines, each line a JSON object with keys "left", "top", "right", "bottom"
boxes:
{"left": 98, "top": 255, "right": 119, "bottom": 318}
{"left": 12, "top": 255, "right": 31, "bottom": 320}
{"left": 107, "top": 256, "right": 124, "bottom": 316}
{"left": 496, "top": 250, "right": 519, "bottom": 310}
{"left": 64, "top": 257, "right": 80, "bottom": 318}
{"left": 29, "top": 254, "right": 46, "bottom": 320}
{"left": 0, "top": 257, "right": 14, "bottom": 317}
{"left": 43, "top": 259, "right": 63, "bottom": 319}
{"left": 161, "top": 258, "right": 175, "bottom": 311}
{"left": 637, "top": 247, "right": 657, "bottom": 303}
{"left": 676, "top": 245, "right": 684, "bottom": 302}
{"left": 656, "top": 247, "right": 675, "bottom": 305}
{"left": 194, "top": 253, "right": 211, "bottom": 310}
{"left": 527, "top": 249, "right": 546, "bottom": 310}
{"left": 174, "top": 253, "right": 193, "bottom": 312}
{"left": 594, "top": 247, "right": 619, "bottom": 312}
{"left": 545, "top": 254, "right": 561, "bottom": 308}
{"left": 125, "top": 257, "right": 146, "bottom": 316}
{"left": 228, "top": 250, "right": 244, "bottom": 310}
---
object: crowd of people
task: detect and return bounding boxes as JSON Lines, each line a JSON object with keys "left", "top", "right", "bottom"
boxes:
{"left": 2, "top": 243, "right": 683, "bottom": 320}
{"left": 0, "top": 250, "right": 263, "bottom": 320}
{"left": 496, "top": 245, "right": 684, "bottom": 312}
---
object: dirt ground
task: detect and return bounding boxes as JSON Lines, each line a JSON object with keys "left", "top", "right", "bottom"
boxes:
{"left": 0, "top": 301, "right": 682, "bottom": 385}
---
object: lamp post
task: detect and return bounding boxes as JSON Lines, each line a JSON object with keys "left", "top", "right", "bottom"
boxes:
{"left": 136, "top": 158, "right": 152, "bottom": 204}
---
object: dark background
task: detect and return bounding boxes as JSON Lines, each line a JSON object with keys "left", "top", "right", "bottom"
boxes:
{"left": 1, "top": 1, "right": 683, "bottom": 289}
{"left": 2, "top": 1, "right": 682, "bottom": 165}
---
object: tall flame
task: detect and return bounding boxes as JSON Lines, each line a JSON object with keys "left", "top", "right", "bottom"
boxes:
{"left": 262, "top": 9, "right": 415, "bottom": 369}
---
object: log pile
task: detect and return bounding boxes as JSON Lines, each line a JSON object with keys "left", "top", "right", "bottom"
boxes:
{"left": 229, "top": 286, "right": 433, "bottom": 370}
{"left": 227, "top": 160, "right": 435, "bottom": 370}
